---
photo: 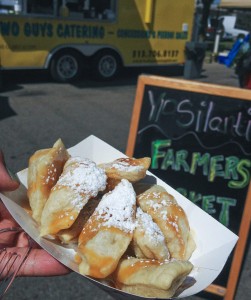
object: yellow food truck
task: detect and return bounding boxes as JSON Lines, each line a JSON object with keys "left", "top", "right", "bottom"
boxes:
{"left": 0, "top": 0, "right": 195, "bottom": 82}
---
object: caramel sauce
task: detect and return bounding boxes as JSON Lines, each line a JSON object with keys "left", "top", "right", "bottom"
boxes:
{"left": 78, "top": 214, "right": 100, "bottom": 246}
{"left": 116, "top": 158, "right": 139, "bottom": 167}
{"left": 46, "top": 160, "right": 65, "bottom": 186}
{"left": 49, "top": 210, "right": 78, "bottom": 235}
{"left": 117, "top": 259, "right": 161, "bottom": 282}
{"left": 27, "top": 181, "right": 38, "bottom": 197}
{"left": 78, "top": 216, "right": 130, "bottom": 278}
{"left": 74, "top": 253, "right": 82, "bottom": 264}
{"left": 78, "top": 214, "right": 128, "bottom": 246}
{"left": 19, "top": 195, "right": 32, "bottom": 215}
{"left": 28, "top": 148, "right": 68, "bottom": 194}
{"left": 79, "top": 246, "right": 116, "bottom": 278}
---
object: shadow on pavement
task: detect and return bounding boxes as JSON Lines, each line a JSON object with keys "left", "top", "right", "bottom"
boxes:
{"left": 0, "top": 70, "right": 52, "bottom": 93}
{"left": 77, "top": 64, "right": 186, "bottom": 88}
{"left": 0, "top": 95, "right": 17, "bottom": 120}
{"left": 0, "top": 65, "right": 187, "bottom": 91}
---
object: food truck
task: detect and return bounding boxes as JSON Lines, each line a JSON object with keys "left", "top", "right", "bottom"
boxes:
{"left": 0, "top": 0, "right": 195, "bottom": 82}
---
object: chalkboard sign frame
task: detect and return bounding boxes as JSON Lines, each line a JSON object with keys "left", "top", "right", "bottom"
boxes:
{"left": 126, "top": 75, "right": 251, "bottom": 300}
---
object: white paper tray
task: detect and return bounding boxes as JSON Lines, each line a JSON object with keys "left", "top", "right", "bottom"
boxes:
{"left": 0, "top": 135, "right": 238, "bottom": 299}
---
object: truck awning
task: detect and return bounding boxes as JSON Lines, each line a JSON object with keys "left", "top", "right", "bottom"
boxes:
{"left": 220, "top": 0, "right": 251, "bottom": 8}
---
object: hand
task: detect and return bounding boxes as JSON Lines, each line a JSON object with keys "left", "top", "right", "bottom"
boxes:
{"left": 0, "top": 151, "right": 70, "bottom": 277}
{"left": 0, "top": 151, "right": 19, "bottom": 192}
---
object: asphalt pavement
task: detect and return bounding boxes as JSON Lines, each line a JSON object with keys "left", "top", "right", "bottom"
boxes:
{"left": 0, "top": 61, "right": 250, "bottom": 300}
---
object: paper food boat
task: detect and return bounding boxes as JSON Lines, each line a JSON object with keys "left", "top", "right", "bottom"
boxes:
{"left": 0, "top": 135, "right": 238, "bottom": 299}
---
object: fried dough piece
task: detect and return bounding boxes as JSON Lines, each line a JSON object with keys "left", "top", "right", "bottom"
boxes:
{"left": 58, "top": 197, "right": 101, "bottom": 244}
{"left": 137, "top": 185, "right": 195, "bottom": 260}
{"left": 27, "top": 139, "right": 70, "bottom": 223}
{"left": 77, "top": 179, "right": 136, "bottom": 278}
{"left": 185, "top": 231, "right": 197, "bottom": 260}
{"left": 115, "top": 257, "right": 193, "bottom": 299}
{"left": 98, "top": 157, "right": 151, "bottom": 191}
{"left": 40, "top": 157, "right": 107, "bottom": 237}
{"left": 132, "top": 207, "right": 170, "bottom": 261}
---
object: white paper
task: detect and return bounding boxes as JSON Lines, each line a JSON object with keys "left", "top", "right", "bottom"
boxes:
{"left": 0, "top": 135, "right": 238, "bottom": 299}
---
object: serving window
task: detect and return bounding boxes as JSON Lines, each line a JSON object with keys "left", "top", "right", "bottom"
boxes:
{"left": 27, "top": 0, "right": 54, "bottom": 15}
{"left": 0, "top": 0, "right": 23, "bottom": 14}
{"left": 0, "top": 0, "right": 117, "bottom": 20}
{"left": 0, "top": 0, "right": 55, "bottom": 16}
{"left": 59, "top": 0, "right": 117, "bottom": 21}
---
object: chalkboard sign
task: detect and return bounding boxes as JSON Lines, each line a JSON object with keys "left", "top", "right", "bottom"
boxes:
{"left": 126, "top": 75, "right": 251, "bottom": 299}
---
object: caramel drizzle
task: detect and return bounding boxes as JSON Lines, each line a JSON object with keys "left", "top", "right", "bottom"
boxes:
{"left": 117, "top": 259, "right": 162, "bottom": 282}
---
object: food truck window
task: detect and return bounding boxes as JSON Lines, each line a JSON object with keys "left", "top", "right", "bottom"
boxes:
{"left": 0, "top": 0, "right": 23, "bottom": 14}
{"left": 27, "top": 0, "right": 54, "bottom": 15}
{"left": 88, "top": 0, "right": 116, "bottom": 18}
{"left": 58, "top": 0, "right": 116, "bottom": 20}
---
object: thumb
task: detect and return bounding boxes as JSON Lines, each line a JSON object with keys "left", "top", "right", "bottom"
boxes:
{"left": 0, "top": 151, "right": 20, "bottom": 192}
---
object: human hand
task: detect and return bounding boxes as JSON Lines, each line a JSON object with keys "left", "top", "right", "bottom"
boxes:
{"left": 0, "top": 151, "right": 20, "bottom": 192}
{"left": 0, "top": 151, "right": 70, "bottom": 278}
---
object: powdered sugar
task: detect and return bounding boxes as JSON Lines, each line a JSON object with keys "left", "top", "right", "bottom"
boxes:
{"left": 95, "top": 179, "right": 136, "bottom": 233}
{"left": 53, "top": 157, "right": 107, "bottom": 208}
{"left": 136, "top": 207, "right": 165, "bottom": 244}
{"left": 138, "top": 191, "right": 161, "bottom": 201}
{"left": 43, "top": 163, "right": 57, "bottom": 184}
{"left": 106, "top": 158, "right": 144, "bottom": 172}
{"left": 141, "top": 195, "right": 176, "bottom": 219}
{"left": 138, "top": 188, "right": 181, "bottom": 232}
{"left": 167, "top": 216, "right": 180, "bottom": 232}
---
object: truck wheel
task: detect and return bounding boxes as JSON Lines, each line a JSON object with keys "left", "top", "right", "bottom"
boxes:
{"left": 50, "top": 50, "right": 82, "bottom": 82}
{"left": 91, "top": 50, "right": 121, "bottom": 80}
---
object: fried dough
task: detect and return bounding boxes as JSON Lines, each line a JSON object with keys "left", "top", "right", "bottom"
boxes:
{"left": 133, "top": 207, "right": 170, "bottom": 261}
{"left": 137, "top": 185, "right": 195, "bottom": 260}
{"left": 115, "top": 257, "right": 193, "bottom": 298}
{"left": 99, "top": 157, "right": 151, "bottom": 191}
{"left": 58, "top": 197, "right": 101, "bottom": 244}
{"left": 27, "top": 138, "right": 69, "bottom": 223}
{"left": 40, "top": 157, "right": 107, "bottom": 237}
{"left": 77, "top": 179, "right": 136, "bottom": 278}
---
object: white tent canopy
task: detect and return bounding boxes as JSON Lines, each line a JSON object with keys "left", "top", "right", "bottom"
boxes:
{"left": 220, "top": 0, "right": 251, "bottom": 8}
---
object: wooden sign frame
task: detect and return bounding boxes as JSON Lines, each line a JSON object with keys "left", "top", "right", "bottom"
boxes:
{"left": 126, "top": 75, "right": 251, "bottom": 299}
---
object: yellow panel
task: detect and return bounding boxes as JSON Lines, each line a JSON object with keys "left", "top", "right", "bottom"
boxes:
{"left": 220, "top": 0, "right": 251, "bottom": 8}
{"left": 0, "top": 0, "right": 195, "bottom": 69}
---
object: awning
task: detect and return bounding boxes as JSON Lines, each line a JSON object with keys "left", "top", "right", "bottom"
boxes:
{"left": 220, "top": 0, "right": 251, "bottom": 8}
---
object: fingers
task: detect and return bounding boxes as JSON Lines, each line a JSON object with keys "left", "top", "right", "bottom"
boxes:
{"left": 0, "top": 201, "right": 21, "bottom": 247}
{"left": 0, "top": 153, "right": 70, "bottom": 278}
{"left": 15, "top": 231, "right": 30, "bottom": 247}
{"left": 0, "top": 151, "right": 20, "bottom": 192}
{"left": 0, "top": 248, "right": 70, "bottom": 279}
{"left": 0, "top": 201, "right": 19, "bottom": 224}
{"left": 0, "top": 201, "right": 20, "bottom": 243}
{"left": 0, "top": 229, "right": 35, "bottom": 249}
{"left": 19, "top": 248, "right": 70, "bottom": 276}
